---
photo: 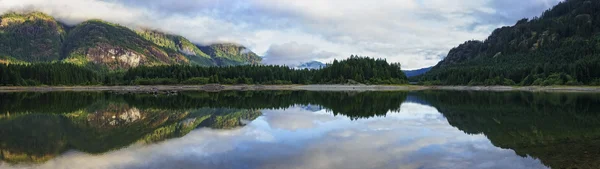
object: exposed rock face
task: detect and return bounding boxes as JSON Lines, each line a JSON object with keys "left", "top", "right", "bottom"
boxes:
{"left": 87, "top": 106, "right": 144, "bottom": 128}
{"left": 86, "top": 45, "right": 145, "bottom": 69}
{"left": 179, "top": 46, "right": 196, "bottom": 56}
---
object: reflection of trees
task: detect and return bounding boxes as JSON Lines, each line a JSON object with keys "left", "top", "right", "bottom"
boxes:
{"left": 0, "top": 91, "right": 407, "bottom": 163}
{"left": 416, "top": 91, "right": 600, "bottom": 169}
{"left": 123, "top": 91, "right": 407, "bottom": 120}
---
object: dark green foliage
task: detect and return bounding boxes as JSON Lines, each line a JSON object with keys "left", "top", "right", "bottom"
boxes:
{"left": 420, "top": 0, "right": 600, "bottom": 86}
{"left": 0, "top": 63, "right": 102, "bottom": 86}
{"left": 123, "top": 64, "right": 314, "bottom": 85}
{"left": 313, "top": 55, "right": 407, "bottom": 84}
{"left": 0, "top": 12, "right": 65, "bottom": 62}
{"left": 0, "top": 56, "right": 407, "bottom": 86}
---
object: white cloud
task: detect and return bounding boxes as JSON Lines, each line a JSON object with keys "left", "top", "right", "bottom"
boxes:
{"left": 262, "top": 42, "right": 337, "bottom": 66}
{"left": 0, "top": 0, "right": 562, "bottom": 69}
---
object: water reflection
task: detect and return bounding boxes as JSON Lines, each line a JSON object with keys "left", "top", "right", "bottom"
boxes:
{"left": 1, "top": 91, "right": 600, "bottom": 168}
{"left": 419, "top": 91, "right": 600, "bottom": 169}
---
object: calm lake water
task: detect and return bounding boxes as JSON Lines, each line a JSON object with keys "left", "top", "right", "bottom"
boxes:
{"left": 1, "top": 90, "right": 599, "bottom": 169}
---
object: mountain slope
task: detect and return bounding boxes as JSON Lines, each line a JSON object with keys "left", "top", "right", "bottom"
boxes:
{"left": 198, "top": 43, "right": 262, "bottom": 66}
{"left": 420, "top": 0, "right": 600, "bottom": 85}
{"left": 136, "top": 29, "right": 216, "bottom": 66}
{"left": 0, "top": 12, "right": 66, "bottom": 63}
{"left": 62, "top": 20, "right": 189, "bottom": 69}
{"left": 0, "top": 12, "right": 262, "bottom": 70}
{"left": 403, "top": 66, "right": 432, "bottom": 77}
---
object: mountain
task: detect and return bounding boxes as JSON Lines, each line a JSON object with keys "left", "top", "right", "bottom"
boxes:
{"left": 136, "top": 29, "right": 215, "bottom": 66}
{"left": 0, "top": 12, "right": 262, "bottom": 70}
{"left": 402, "top": 66, "right": 432, "bottom": 77}
{"left": 0, "top": 12, "right": 66, "bottom": 63}
{"left": 420, "top": 0, "right": 600, "bottom": 86}
{"left": 296, "top": 61, "right": 325, "bottom": 69}
{"left": 198, "top": 43, "right": 262, "bottom": 66}
{"left": 62, "top": 20, "right": 189, "bottom": 69}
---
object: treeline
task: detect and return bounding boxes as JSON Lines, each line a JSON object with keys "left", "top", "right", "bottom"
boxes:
{"left": 418, "top": 0, "right": 600, "bottom": 86}
{"left": 0, "top": 90, "right": 407, "bottom": 120}
{"left": 0, "top": 56, "right": 408, "bottom": 86}
{"left": 0, "top": 63, "right": 102, "bottom": 86}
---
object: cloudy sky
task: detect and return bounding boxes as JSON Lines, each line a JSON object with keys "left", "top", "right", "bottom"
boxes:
{"left": 1, "top": 0, "right": 562, "bottom": 69}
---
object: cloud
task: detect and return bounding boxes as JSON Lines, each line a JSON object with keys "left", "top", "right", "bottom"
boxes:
{"left": 0, "top": 0, "right": 563, "bottom": 69}
{"left": 261, "top": 106, "right": 336, "bottom": 131}
{"left": 262, "top": 42, "right": 336, "bottom": 66}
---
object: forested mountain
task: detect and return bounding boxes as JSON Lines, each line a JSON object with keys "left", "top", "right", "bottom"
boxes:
{"left": 0, "top": 12, "right": 66, "bottom": 63}
{"left": 0, "top": 12, "right": 261, "bottom": 69}
{"left": 136, "top": 29, "right": 216, "bottom": 66}
{"left": 198, "top": 43, "right": 262, "bottom": 66}
{"left": 420, "top": 0, "right": 600, "bottom": 86}
{"left": 402, "top": 66, "right": 432, "bottom": 78}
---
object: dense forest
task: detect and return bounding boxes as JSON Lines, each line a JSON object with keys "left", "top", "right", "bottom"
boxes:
{"left": 418, "top": 0, "right": 600, "bottom": 86}
{"left": 0, "top": 56, "right": 408, "bottom": 86}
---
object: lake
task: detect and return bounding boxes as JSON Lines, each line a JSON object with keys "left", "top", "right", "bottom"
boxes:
{"left": 1, "top": 90, "right": 599, "bottom": 169}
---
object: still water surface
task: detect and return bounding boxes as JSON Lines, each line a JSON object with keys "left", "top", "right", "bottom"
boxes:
{"left": 1, "top": 91, "right": 599, "bottom": 169}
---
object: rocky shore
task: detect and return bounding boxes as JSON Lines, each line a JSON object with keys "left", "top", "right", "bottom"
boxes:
{"left": 1, "top": 85, "right": 600, "bottom": 93}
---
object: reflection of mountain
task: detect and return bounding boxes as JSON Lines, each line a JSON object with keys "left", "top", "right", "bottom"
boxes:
{"left": 0, "top": 91, "right": 407, "bottom": 164}
{"left": 0, "top": 94, "right": 261, "bottom": 163}
{"left": 415, "top": 91, "right": 600, "bottom": 169}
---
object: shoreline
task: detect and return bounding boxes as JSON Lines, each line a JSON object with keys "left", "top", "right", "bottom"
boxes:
{"left": 2, "top": 85, "right": 600, "bottom": 93}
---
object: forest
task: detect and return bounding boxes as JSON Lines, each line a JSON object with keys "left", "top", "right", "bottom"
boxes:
{"left": 418, "top": 0, "right": 600, "bottom": 86}
{"left": 0, "top": 56, "right": 408, "bottom": 86}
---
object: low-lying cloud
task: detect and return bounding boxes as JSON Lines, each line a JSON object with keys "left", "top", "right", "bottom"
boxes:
{"left": 262, "top": 42, "right": 336, "bottom": 66}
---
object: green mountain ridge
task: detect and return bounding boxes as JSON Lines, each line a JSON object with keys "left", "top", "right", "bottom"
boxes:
{"left": 420, "top": 0, "right": 600, "bottom": 86}
{"left": 0, "top": 12, "right": 262, "bottom": 69}
{"left": 0, "top": 12, "right": 66, "bottom": 63}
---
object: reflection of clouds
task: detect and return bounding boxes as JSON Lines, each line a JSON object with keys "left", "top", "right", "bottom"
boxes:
{"left": 2, "top": 103, "right": 548, "bottom": 169}
{"left": 262, "top": 106, "right": 336, "bottom": 131}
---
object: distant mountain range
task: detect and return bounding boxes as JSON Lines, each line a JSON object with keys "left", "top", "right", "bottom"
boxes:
{"left": 0, "top": 12, "right": 261, "bottom": 70}
{"left": 295, "top": 61, "right": 326, "bottom": 69}
{"left": 402, "top": 67, "right": 432, "bottom": 77}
